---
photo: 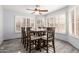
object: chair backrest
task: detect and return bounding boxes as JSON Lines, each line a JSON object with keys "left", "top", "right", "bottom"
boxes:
{"left": 47, "top": 27, "right": 55, "bottom": 39}
{"left": 42, "top": 27, "right": 46, "bottom": 29}
{"left": 26, "top": 27, "right": 31, "bottom": 40}
{"left": 21, "top": 27, "right": 27, "bottom": 39}
{"left": 38, "top": 27, "right": 41, "bottom": 29}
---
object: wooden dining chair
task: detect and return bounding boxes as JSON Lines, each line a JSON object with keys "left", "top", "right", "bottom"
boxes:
{"left": 21, "top": 27, "right": 28, "bottom": 50}
{"left": 26, "top": 27, "right": 41, "bottom": 53}
{"left": 41, "top": 27, "right": 55, "bottom": 53}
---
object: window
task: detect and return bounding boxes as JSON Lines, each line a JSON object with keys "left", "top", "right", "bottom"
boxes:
{"left": 58, "top": 14, "right": 66, "bottom": 33}
{"left": 48, "top": 16, "right": 54, "bottom": 27}
{"left": 30, "top": 18, "right": 35, "bottom": 28}
{"left": 35, "top": 16, "right": 46, "bottom": 28}
{"left": 75, "top": 6, "right": 79, "bottom": 37}
{"left": 36, "top": 19, "right": 41, "bottom": 28}
{"left": 46, "top": 13, "right": 66, "bottom": 33}
{"left": 15, "top": 16, "right": 26, "bottom": 32}
{"left": 69, "top": 6, "right": 79, "bottom": 38}
{"left": 15, "top": 16, "right": 35, "bottom": 32}
{"left": 41, "top": 17, "right": 46, "bottom": 27}
{"left": 15, "top": 13, "right": 66, "bottom": 33}
{"left": 46, "top": 17, "right": 49, "bottom": 27}
{"left": 69, "top": 8, "right": 75, "bottom": 36}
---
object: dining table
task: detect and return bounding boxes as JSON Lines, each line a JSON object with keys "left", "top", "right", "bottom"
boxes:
{"left": 30, "top": 28, "right": 47, "bottom": 50}
{"left": 30, "top": 28, "right": 46, "bottom": 36}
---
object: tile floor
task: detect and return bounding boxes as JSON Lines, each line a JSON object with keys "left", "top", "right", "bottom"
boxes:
{"left": 0, "top": 39, "right": 79, "bottom": 53}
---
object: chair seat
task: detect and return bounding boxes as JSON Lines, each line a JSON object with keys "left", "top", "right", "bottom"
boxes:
{"left": 41, "top": 35, "right": 53, "bottom": 40}
{"left": 31, "top": 36, "right": 41, "bottom": 40}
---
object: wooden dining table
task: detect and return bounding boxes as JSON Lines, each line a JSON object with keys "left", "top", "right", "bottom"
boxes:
{"left": 30, "top": 28, "right": 46, "bottom": 36}
{"left": 30, "top": 28, "right": 46, "bottom": 50}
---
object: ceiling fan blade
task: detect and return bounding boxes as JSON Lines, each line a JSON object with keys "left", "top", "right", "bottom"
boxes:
{"left": 26, "top": 9, "right": 34, "bottom": 11}
{"left": 39, "top": 10, "right": 48, "bottom": 12}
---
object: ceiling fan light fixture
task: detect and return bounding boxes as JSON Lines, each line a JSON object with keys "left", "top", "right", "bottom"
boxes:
{"left": 26, "top": 5, "right": 48, "bottom": 15}
{"left": 35, "top": 11, "right": 39, "bottom": 14}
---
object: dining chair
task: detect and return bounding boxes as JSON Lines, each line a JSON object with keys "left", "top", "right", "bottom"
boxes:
{"left": 41, "top": 27, "right": 55, "bottom": 53}
{"left": 26, "top": 27, "right": 41, "bottom": 53}
{"left": 21, "top": 27, "right": 28, "bottom": 50}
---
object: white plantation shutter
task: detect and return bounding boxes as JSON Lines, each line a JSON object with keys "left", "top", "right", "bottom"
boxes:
{"left": 46, "top": 13, "right": 66, "bottom": 33}
{"left": 69, "top": 6, "right": 79, "bottom": 39}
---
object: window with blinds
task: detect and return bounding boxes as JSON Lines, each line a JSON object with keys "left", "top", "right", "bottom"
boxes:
{"left": 15, "top": 13, "right": 66, "bottom": 33}
{"left": 46, "top": 13, "right": 66, "bottom": 33}
{"left": 75, "top": 6, "right": 79, "bottom": 37}
{"left": 15, "top": 16, "right": 35, "bottom": 32}
{"left": 15, "top": 16, "right": 27, "bottom": 32}
{"left": 69, "top": 6, "right": 79, "bottom": 38}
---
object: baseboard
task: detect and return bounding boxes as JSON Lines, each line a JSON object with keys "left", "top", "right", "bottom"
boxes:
{"left": 3, "top": 37, "right": 21, "bottom": 41}
{"left": 56, "top": 38, "right": 79, "bottom": 50}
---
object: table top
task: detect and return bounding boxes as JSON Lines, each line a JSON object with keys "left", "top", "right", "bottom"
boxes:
{"left": 31, "top": 28, "right": 46, "bottom": 32}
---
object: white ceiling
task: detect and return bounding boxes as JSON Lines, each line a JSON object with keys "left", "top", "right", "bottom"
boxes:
{"left": 3, "top": 5, "right": 67, "bottom": 15}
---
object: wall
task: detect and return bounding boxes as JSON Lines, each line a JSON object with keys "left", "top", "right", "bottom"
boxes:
{"left": 0, "top": 6, "right": 3, "bottom": 44}
{"left": 46, "top": 6, "right": 79, "bottom": 49}
{"left": 3, "top": 9, "right": 35, "bottom": 40}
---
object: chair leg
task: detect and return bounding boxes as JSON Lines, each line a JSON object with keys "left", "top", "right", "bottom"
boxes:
{"left": 22, "top": 39, "right": 24, "bottom": 44}
{"left": 43, "top": 40, "right": 45, "bottom": 47}
{"left": 24, "top": 39, "right": 26, "bottom": 48}
{"left": 29, "top": 42, "right": 31, "bottom": 53}
{"left": 26, "top": 42, "right": 28, "bottom": 51}
{"left": 52, "top": 40, "right": 55, "bottom": 53}
{"left": 47, "top": 46, "right": 48, "bottom": 53}
{"left": 47, "top": 41, "right": 48, "bottom": 53}
{"left": 21, "top": 38, "right": 23, "bottom": 44}
{"left": 38, "top": 40, "right": 41, "bottom": 52}
{"left": 35, "top": 40, "right": 37, "bottom": 50}
{"left": 35, "top": 40, "right": 36, "bottom": 47}
{"left": 39, "top": 39, "right": 41, "bottom": 52}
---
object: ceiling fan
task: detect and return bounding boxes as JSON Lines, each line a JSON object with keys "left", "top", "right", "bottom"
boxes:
{"left": 26, "top": 5, "right": 48, "bottom": 15}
